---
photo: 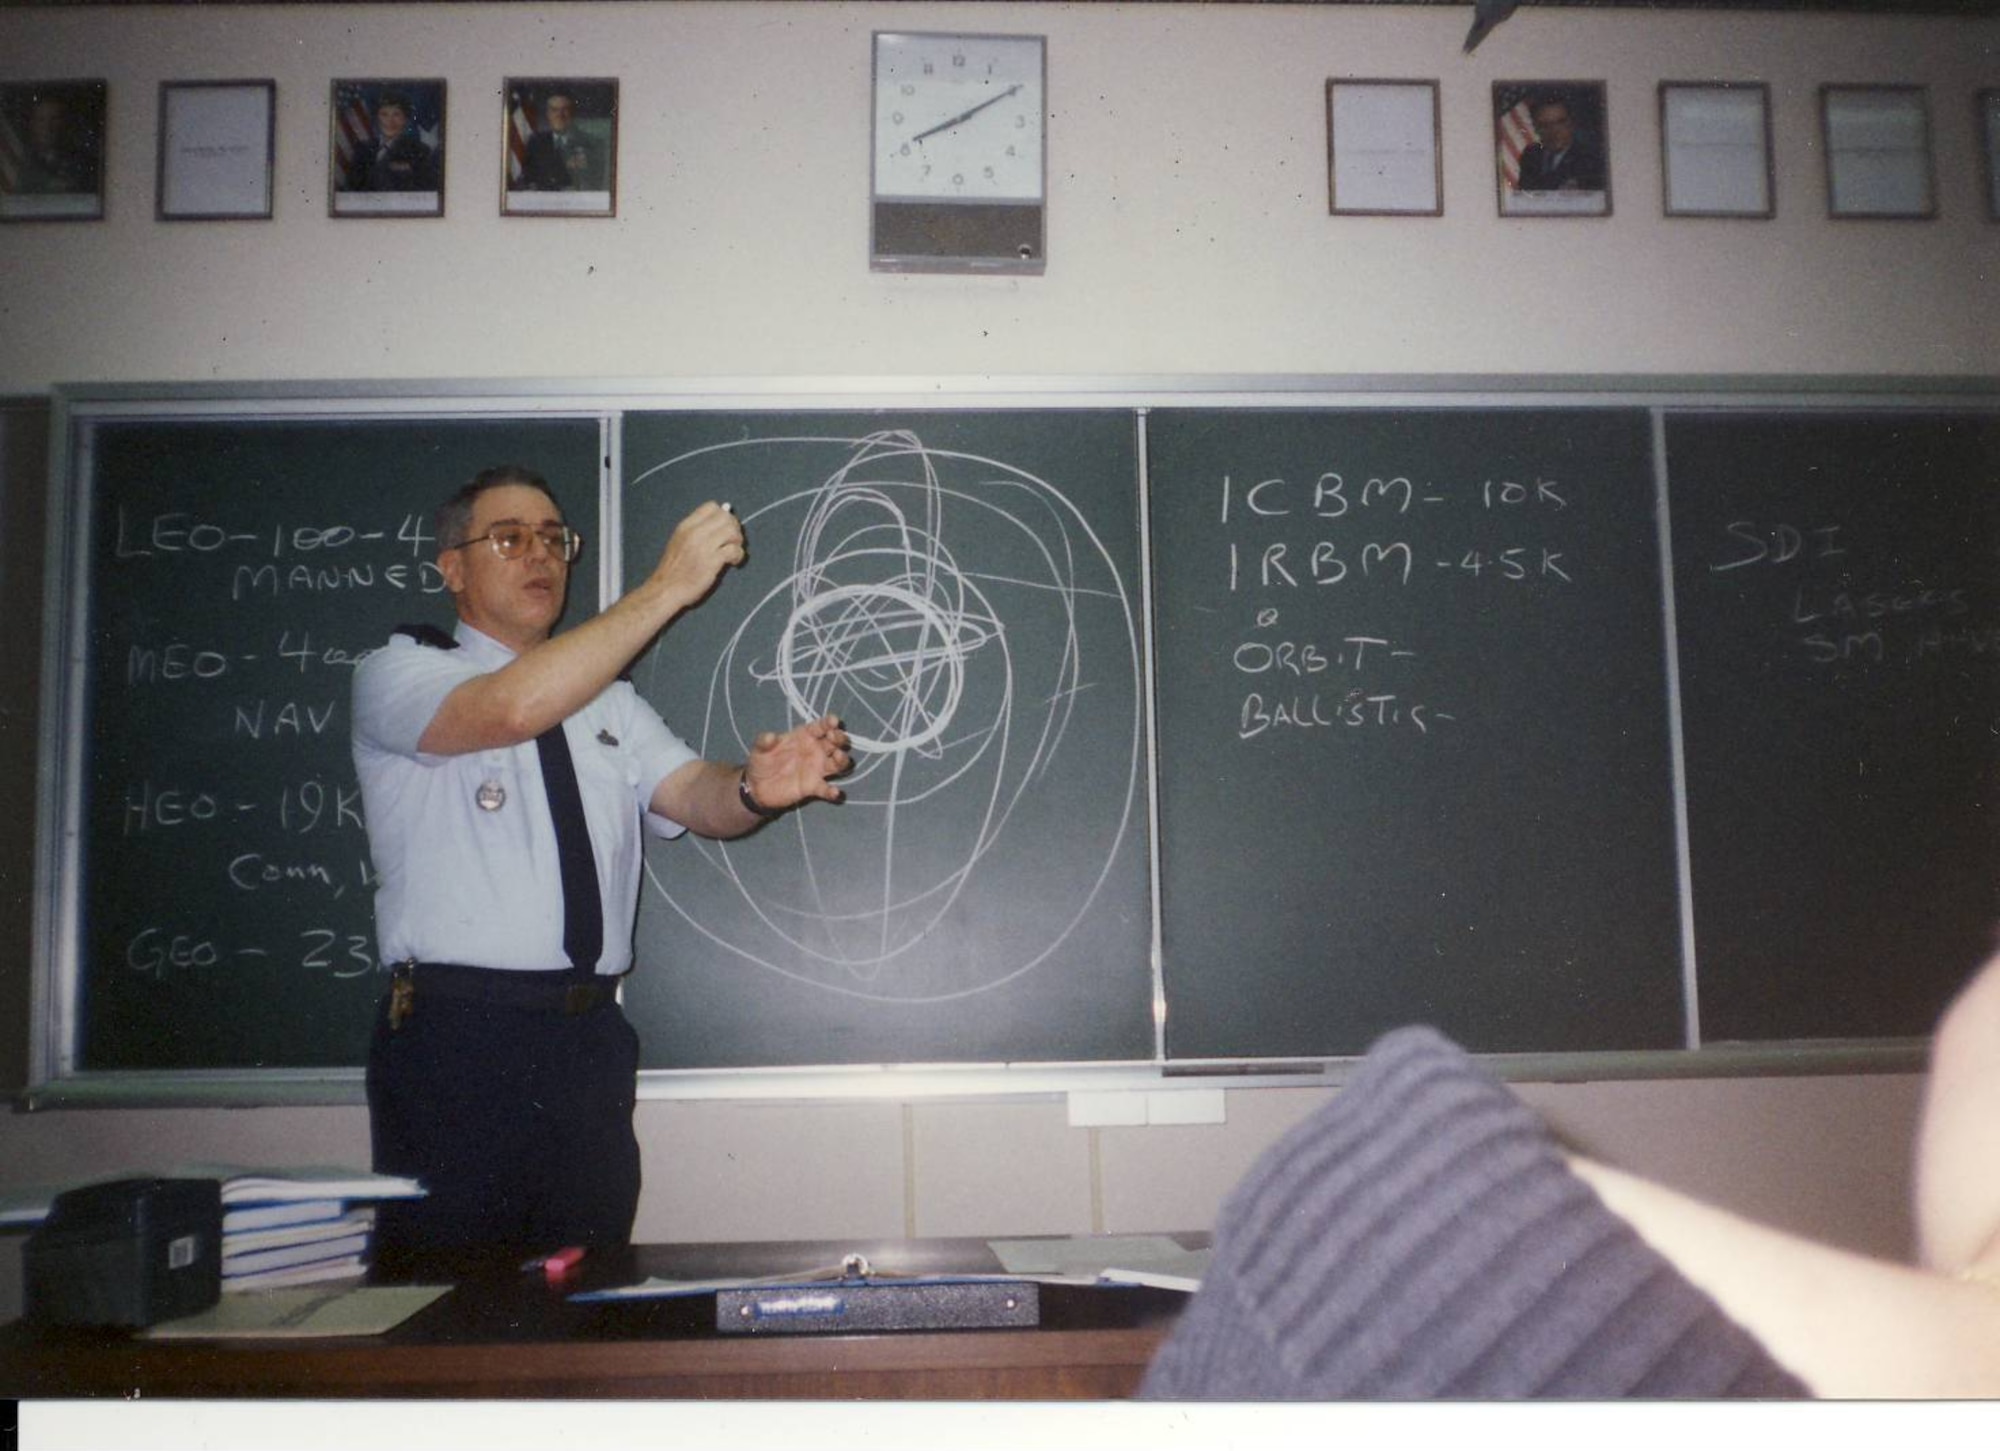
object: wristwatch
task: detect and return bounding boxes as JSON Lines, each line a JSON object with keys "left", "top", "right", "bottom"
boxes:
{"left": 738, "top": 768, "right": 786, "bottom": 820}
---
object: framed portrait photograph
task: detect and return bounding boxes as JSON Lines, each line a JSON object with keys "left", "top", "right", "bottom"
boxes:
{"left": 0, "top": 79, "right": 107, "bottom": 222}
{"left": 1494, "top": 81, "right": 1611, "bottom": 218}
{"left": 1327, "top": 80, "right": 1442, "bottom": 217}
{"left": 1660, "top": 82, "right": 1774, "bottom": 219}
{"left": 158, "top": 79, "right": 275, "bottom": 221}
{"left": 1984, "top": 90, "right": 2000, "bottom": 222}
{"left": 331, "top": 79, "right": 445, "bottom": 217}
{"left": 1822, "top": 85, "right": 1935, "bottom": 220}
{"left": 503, "top": 77, "right": 617, "bottom": 217}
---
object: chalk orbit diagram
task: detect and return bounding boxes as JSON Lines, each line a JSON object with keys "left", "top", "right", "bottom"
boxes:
{"left": 631, "top": 429, "right": 1143, "bottom": 1004}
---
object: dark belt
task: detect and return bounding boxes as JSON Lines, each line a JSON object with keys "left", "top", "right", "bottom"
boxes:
{"left": 389, "top": 961, "right": 619, "bottom": 1024}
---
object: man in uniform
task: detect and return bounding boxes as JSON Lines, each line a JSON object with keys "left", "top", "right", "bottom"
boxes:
{"left": 1515, "top": 97, "right": 1605, "bottom": 193}
{"left": 516, "top": 91, "right": 596, "bottom": 191}
{"left": 353, "top": 465, "right": 849, "bottom": 1271}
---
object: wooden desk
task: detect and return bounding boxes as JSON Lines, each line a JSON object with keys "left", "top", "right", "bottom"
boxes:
{"left": 0, "top": 1236, "right": 1194, "bottom": 1400}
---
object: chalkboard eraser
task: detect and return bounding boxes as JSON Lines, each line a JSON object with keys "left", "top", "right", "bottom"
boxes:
{"left": 1162, "top": 1061, "right": 1329, "bottom": 1079}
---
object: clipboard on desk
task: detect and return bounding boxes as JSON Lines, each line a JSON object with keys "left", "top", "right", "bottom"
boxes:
{"left": 572, "top": 1253, "right": 1042, "bottom": 1334}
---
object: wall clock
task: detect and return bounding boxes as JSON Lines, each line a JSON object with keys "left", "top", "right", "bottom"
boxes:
{"left": 871, "top": 31, "right": 1046, "bottom": 273}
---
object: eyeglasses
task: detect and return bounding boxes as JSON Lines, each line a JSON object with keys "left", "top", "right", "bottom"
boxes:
{"left": 446, "top": 523, "right": 583, "bottom": 563}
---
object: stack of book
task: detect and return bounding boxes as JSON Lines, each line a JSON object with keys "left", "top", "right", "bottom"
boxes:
{"left": 221, "top": 1201, "right": 376, "bottom": 1291}
{"left": 211, "top": 1168, "right": 422, "bottom": 1293}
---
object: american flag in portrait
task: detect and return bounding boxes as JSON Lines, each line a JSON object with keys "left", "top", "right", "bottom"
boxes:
{"left": 507, "top": 94, "right": 541, "bottom": 185}
{"left": 1494, "top": 84, "right": 1539, "bottom": 192}
{"left": 332, "top": 83, "right": 375, "bottom": 188}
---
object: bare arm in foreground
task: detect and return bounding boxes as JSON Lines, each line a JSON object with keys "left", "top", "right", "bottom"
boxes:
{"left": 1569, "top": 952, "right": 2000, "bottom": 1398}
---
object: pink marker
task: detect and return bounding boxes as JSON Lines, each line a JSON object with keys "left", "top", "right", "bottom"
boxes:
{"left": 540, "top": 1246, "right": 587, "bottom": 1282}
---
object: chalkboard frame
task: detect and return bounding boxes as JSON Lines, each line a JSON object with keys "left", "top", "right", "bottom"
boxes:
{"left": 29, "top": 376, "right": 1999, "bottom": 1107}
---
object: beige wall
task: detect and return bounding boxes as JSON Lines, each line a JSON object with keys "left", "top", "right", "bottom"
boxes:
{"left": 1, "top": 1, "right": 1990, "bottom": 1321}
{"left": 0, "top": 2, "right": 1995, "bottom": 390}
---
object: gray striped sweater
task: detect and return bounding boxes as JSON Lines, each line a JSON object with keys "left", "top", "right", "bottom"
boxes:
{"left": 1140, "top": 1026, "right": 1807, "bottom": 1399}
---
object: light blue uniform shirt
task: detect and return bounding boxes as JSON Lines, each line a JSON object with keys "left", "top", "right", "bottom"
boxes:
{"left": 351, "top": 621, "right": 698, "bottom": 975}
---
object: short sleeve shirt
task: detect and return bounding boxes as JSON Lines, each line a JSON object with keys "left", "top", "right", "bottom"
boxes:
{"left": 351, "top": 621, "right": 698, "bottom": 974}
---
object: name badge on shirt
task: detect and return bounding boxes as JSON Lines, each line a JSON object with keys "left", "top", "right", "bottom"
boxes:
{"left": 476, "top": 780, "right": 507, "bottom": 812}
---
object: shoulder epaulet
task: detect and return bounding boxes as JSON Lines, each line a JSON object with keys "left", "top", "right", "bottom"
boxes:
{"left": 393, "top": 623, "right": 459, "bottom": 650}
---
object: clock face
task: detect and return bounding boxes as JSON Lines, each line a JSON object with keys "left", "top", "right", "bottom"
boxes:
{"left": 873, "top": 32, "right": 1045, "bottom": 204}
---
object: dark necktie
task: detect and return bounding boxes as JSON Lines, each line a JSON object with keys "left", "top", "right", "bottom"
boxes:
{"left": 535, "top": 723, "right": 603, "bottom": 975}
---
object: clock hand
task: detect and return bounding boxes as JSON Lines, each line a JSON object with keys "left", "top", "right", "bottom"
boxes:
{"left": 911, "top": 83, "right": 1023, "bottom": 145}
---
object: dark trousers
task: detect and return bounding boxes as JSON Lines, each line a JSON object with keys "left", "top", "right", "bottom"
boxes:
{"left": 365, "top": 987, "right": 642, "bottom": 1276}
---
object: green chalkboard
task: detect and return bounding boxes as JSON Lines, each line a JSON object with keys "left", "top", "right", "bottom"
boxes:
{"left": 616, "top": 411, "right": 1154, "bottom": 1067}
{"left": 1666, "top": 411, "right": 2000, "bottom": 1042}
{"left": 1147, "top": 408, "right": 1684, "bottom": 1059}
{"left": 41, "top": 390, "right": 1998, "bottom": 1092}
{"left": 68, "top": 414, "right": 603, "bottom": 1070}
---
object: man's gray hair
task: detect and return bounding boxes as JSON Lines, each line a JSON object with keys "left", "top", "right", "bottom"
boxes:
{"left": 435, "top": 465, "right": 560, "bottom": 550}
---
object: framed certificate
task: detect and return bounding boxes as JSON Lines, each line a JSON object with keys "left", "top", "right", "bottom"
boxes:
{"left": 157, "top": 80, "right": 275, "bottom": 221}
{"left": 1821, "top": 85, "right": 1935, "bottom": 220}
{"left": 1328, "top": 80, "right": 1442, "bottom": 217}
{"left": 1660, "top": 82, "right": 1774, "bottom": 219}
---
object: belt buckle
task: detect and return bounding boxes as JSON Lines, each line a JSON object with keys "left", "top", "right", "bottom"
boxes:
{"left": 564, "top": 982, "right": 598, "bottom": 1016}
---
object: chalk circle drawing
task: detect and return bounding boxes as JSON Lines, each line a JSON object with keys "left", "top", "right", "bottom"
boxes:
{"left": 630, "top": 429, "right": 1143, "bottom": 1004}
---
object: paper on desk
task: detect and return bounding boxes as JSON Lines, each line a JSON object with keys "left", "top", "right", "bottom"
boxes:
{"left": 1096, "top": 1253, "right": 1210, "bottom": 1293}
{"left": 141, "top": 1284, "right": 450, "bottom": 1338}
{"left": 186, "top": 1165, "right": 427, "bottom": 1204}
{"left": 988, "top": 1234, "right": 1207, "bottom": 1282}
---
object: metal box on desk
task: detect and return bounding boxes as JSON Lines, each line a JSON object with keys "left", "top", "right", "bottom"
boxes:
{"left": 23, "top": 1177, "right": 222, "bottom": 1327}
